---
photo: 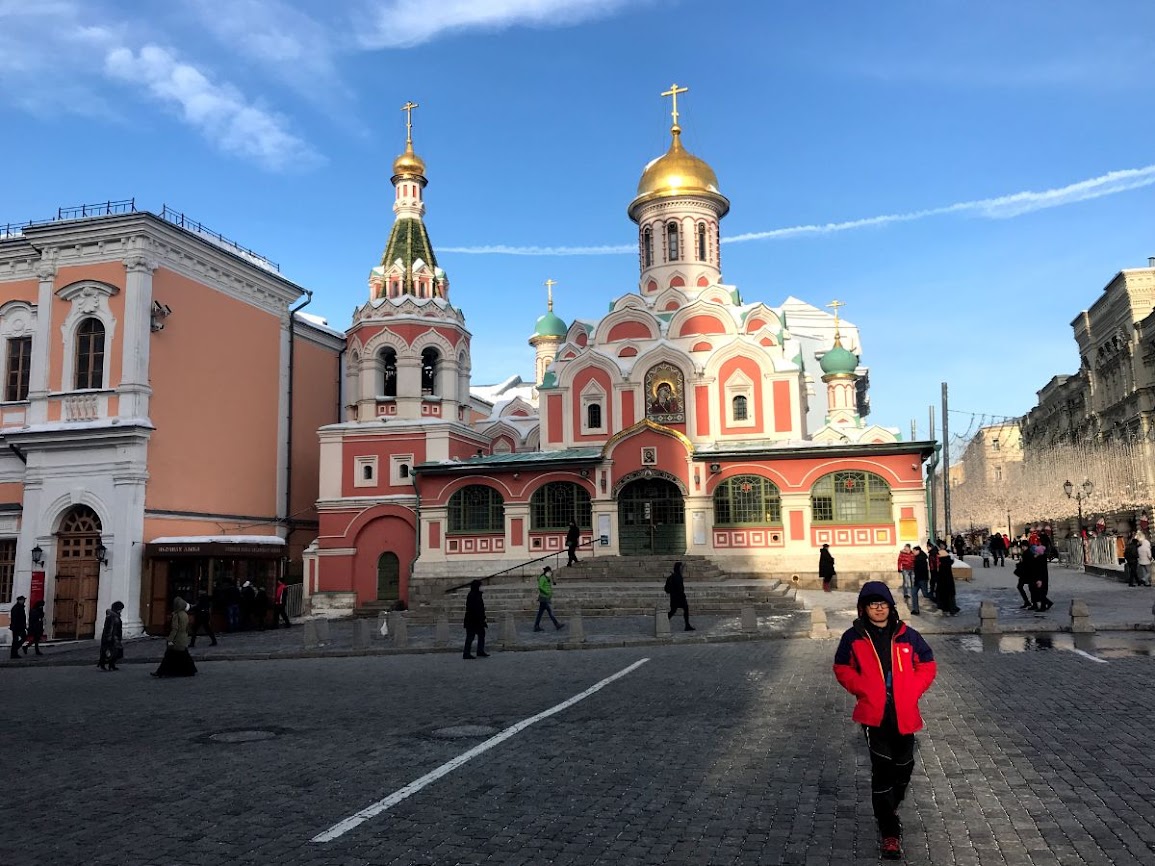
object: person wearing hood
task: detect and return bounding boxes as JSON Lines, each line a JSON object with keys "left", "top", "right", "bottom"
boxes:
{"left": 98, "top": 601, "right": 124, "bottom": 671}
{"left": 462, "top": 580, "right": 489, "bottom": 659}
{"left": 833, "top": 582, "right": 937, "bottom": 861}
{"left": 152, "top": 597, "right": 197, "bottom": 677}
{"left": 663, "top": 561, "right": 694, "bottom": 631}
{"left": 818, "top": 544, "right": 836, "bottom": 592}
{"left": 935, "top": 549, "right": 960, "bottom": 616}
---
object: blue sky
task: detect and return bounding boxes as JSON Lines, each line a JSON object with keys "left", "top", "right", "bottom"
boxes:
{"left": 3, "top": 0, "right": 1155, "bottom": 439}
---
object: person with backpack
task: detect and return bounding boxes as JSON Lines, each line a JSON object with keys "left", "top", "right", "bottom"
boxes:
{"left": 664, "top": 561, "right": 694, "bottom": 631}
{"left": 833, "top": 582, "right": 937, "bottom": 861}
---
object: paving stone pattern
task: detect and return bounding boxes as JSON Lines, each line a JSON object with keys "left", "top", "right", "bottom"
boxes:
{"left": 1, "top": 636, "right": 1153, "bottom": 865}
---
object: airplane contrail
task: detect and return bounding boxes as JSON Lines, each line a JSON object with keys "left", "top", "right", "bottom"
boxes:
{"left": 439, "top": 163, "right": 1155, "bottom": 255}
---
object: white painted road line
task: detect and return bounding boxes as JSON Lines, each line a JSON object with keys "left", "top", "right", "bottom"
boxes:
{"left": 311, "top": 657, "right": 651, "bottom": 843}
{"left": 1071, "top": 648, "right": 1108, "bottom": 664}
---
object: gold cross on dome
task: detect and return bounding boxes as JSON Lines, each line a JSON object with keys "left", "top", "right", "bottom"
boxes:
{"left": 545, "top": 278, "right": 557, "bottom": 312}
{"left": 827, "top": 299, "right": 845, "bottom": 340}
{"left": 660, "top": 83, "right": 688, "bottom": 129}
{"left": 401, "top": 100, "right": 420, "bottom": 143}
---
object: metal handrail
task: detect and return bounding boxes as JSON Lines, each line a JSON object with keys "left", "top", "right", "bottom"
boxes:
{"left": 159, "top": 205, "right": 280, "bottom": 272}
{"left": 1, "top": 199, "right": 137, "bottom": 239}
{"left": 444, "top": 540, "right": 597, "bottom": 594}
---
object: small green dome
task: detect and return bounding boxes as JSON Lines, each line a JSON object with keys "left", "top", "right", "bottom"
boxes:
{"left": 533, "top": 311, "right": 567, "bottom": 338}
{"left": 820, "top": 343, "right": 858, "bottom": 376}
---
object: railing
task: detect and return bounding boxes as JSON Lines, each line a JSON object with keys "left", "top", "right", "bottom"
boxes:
{"left": 0, "top": 199, "right": 137, "bottom": 240}
{"left": 1059, "top": 535, "right": 1122, "bottom": 568}
{"left": 159, "top": 205, "right": 280, "bottom": 273}
{"left": 444, "top": 540, "right": 598, "bottom": 594}
{"left": 285, "top": 583, "right": 304, "bottom": 618}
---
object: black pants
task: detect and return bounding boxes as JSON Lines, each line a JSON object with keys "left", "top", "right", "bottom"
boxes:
{"left": 188, "top": 617, "right": 216, "bottom": 646}
{"left": 993, "top": 551, "right": 1005, "bottom": 566}
{"left": 9, "top": 630, "right": 26, "bottom": 658}
{"left": 272, "top": 604, "right": 291, "bottom": 628}
{"left": 567, "top": 544, "right": 579, "bottom": 565}
{"left": 864, "top": 714, "right": 916, "bottom": 837}
{"left": 1017, "top": 576, "right": 1033, "bottom": 606}
{"left": 667, "top": 595, "right": 690, "bottom": 628}
{"left": 464, "top": 628, "right": 486, "bottom": 657}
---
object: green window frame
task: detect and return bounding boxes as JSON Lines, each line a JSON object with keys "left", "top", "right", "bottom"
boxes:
{"left": 530, "top": 481, "right": 592, "bottom": 531}
{"left": 713, "top": 474, "right": 782, "bottom": 526}
{"left": 447, "top": 485, "right": 505, "bottom": 534}
{"left": 810, "top": 471, "right": 892, "bottom": 524}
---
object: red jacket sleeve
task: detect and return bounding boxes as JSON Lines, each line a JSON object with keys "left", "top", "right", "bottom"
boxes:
{"left": 833, "top": 630, "right": 865, "bottom": 697}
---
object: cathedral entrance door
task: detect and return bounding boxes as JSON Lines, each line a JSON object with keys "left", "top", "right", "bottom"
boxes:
{"left": 377, "top": 552, "right": 400, "bottom": 602}
{"left": 53, "top": 505, "right": 104, "bottom": 640}
{"left": 617, "top": 478, "right": 685, "bottom": 556}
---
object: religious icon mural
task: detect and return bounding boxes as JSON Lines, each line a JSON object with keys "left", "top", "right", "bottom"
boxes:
{"left": 645, "top": 362, "right": 685, "bottom": 424}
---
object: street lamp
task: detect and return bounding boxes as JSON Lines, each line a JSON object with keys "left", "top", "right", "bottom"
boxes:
{"left": 1063, "top": 479, "right": 1094, "bottom": 565}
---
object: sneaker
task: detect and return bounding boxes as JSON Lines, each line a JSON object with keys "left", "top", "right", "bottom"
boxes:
{"left": 880, "top": 836, "right": 903, "bottom": 860}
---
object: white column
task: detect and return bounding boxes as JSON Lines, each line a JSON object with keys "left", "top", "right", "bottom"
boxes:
{"left": 27, "top": 262, "right": 56, "bottom": 424}
{"left": 119, "top": 256, "right": 158, "bottom": 420}
{"left": 108, "top": 470, "right": 148, "bottom": 636}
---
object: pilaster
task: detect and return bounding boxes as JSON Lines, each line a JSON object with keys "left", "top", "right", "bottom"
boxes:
{"left": 27, "top": 261, "right": 56, "bottom": 423}
{"left": 118, "top": 255, "right": 158, "bottom": 420}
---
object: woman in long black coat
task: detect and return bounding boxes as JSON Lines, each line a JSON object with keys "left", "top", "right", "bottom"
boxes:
{"left": 818, "top": 545, "right": 836, "bottom": 592}
{"left": 664, "top": 561, "right": 694, "bottom": 631}
{"left": 98, "top": 601, "right": 124, "bottom": 671}
{"left": 935, "top": 550, "right": 960, "bottom": 615}
{"left": 1030, "top": 545, "right": 1053, "bottom": 611}
{"left": 463, "top": 580, "right": 488, "bottom": 659}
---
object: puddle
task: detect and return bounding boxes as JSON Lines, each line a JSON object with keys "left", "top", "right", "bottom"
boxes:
{"left": 958, "top": 633, "right": 1155, "bottom": 657}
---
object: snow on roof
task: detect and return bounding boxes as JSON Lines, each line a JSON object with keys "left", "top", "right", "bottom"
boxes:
{"left": 149, "top": 535, "right": 285, "bottom": 545}
{"left": 4, "top": 418, "right": 156, "bottom": 435}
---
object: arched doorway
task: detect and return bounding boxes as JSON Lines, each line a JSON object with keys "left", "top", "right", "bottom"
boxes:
{"left": 376, "top": 552, "right": 400, "bottom": 602}
{"left": 617, "top": 476, "right": 686, "bottom": 556}
{"left": 53, "top": 505, "right": 103, "bottom": 640}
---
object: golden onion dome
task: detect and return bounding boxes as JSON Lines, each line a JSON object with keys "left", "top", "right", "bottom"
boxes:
{"left": 628, "top": 128, "right": 729, "bottom": 220}
{"left": 392, "top": 141, "right": 426, "bottom": 178}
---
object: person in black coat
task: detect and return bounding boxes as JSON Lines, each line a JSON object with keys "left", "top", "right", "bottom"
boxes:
{"left": 8, "top": 595, "right": 27, "bottom": 660}
{"left": 910, "top": 546, "right": 931, "bottom": 615}
{"left": 98, "top": 601, "right": 124, "bottom": 671}
{"left": 23, "top": 600, "right": 45, "bottom": 655}
{"left": 462, "top": 580, "right": 488, "bottom": 659}
{"left": 819, "top": 545, "right": 836, "bottom": 592}
{"left": 989, "top": 533, "right": 1006, "bottom": 567}
{"left": 664, "top": 561, "right": 694, "bottom": 631}
{"left": 565, "top": 521, "right": 581, "bottom": 566}
{"left": 935, "top": 550, "right": 960, "bottom": 616}
{"left": 1030, "top": 545, "right": 1053, "bottom": 611}
{"left": 188, "top": 592, "right": 218, "bottom": 647}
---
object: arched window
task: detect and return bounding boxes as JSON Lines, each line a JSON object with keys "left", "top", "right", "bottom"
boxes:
{"left": 697, "top": 222, "right": 707, "bottom": 261}
{"left": 380, "top": 348, "right": 397, "bottom": 397}
{"left": 732, "top": 395, "right": 748, "bottom": 421}
{"left": 810, "top": 471, "right": 893, "bottom": 524}
{"left": 448, "top": 485, "right": 504, "bottom": 533}
{"left": 421, "top": 347, "right": 439, "bottom": 395}
{"left": 586, "top": 402, "right": 602, "bottom": 430}
{"left": 666, "top": 222, "right": 679, "bottom": 261}
{"left": 530, "top": 481, "right": 592, "bottom": 531}
{"left": 713, "top": 475, "right": 782, "bottom": 525}
{"left": 75, "top": 317, "right": 105, "bottom": 390}
{"left": 643, "top": 227, "right": 653, "bottom": 268}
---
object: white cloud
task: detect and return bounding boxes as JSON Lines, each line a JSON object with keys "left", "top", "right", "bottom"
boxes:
{"left": 357, "top": 0, "right": 646, "bottom": 48}
{"left": 104, "top": 44, "right": 321, "bottom": 171}
{"left": 443, "top": 163, "right": 1155, "bottom": 255}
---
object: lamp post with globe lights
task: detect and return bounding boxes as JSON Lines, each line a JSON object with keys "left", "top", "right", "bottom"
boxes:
{"left": 1063, "top": 479, "right": 1094, "bottom": 566}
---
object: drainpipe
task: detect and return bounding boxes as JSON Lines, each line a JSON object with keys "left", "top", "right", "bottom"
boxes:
{"left": 284, "top": 291, "right": 313, "bottom": 560}
{"left": 926, "top": 404, "right": 939, "bottom": 541}
{"left": 407, "top": 470, "right": 421, "bottom": 607}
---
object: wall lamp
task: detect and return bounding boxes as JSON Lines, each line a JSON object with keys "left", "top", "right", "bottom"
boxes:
{"left": 96, "top": 543, "right": 108, "bottom": 566}
{"left": 30, "top": 545, "right": 43, "bottom": 566}
{"left": 709, "top": 463, "right": 721, "bottom": 473}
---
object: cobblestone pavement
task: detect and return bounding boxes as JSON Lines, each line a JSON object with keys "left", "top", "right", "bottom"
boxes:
{"left": 2, "top": 629, "right": 1154, "bottom": 865}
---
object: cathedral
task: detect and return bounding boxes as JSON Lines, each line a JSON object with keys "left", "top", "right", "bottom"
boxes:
{"left": 307, "top": 91, "right": 934, "bottom": 614}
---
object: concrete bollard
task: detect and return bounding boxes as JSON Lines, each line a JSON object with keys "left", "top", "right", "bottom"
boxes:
{"left": 389, "top": 610, "right": 409, "bottom": 647}
{"left": 500, "top": 612, "right": 518, "bottom": 647}
{"left": 303, "top": 619, "right": 320, "bottom": 649}
{"left": 979, "top": 600, "right": 1000, "bottom": 635}
{"left": 740, "top": 606, "right": 758, "bottom": 634}
{"left": 352, "top": 618, "right": 374, "bottom": 649}
{"left": 565, "top": 607, "right": 585, "bottom": 645}
{"left": 315, "top": 618, "right": 331, "bottom": 643}
{"left": 655, "top": 604, "right": 672, "bottom": 637}
{"left": 434, "top": 608, "right": 451, "bottom": 646}
{"left": 1069, "top": 598, "right": 1094, "bottom": 634}
{"left": 809, "top": 607, "right": 828, "bottom": 639}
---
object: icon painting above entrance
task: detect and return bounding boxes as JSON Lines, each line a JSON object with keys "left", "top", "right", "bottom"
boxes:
{"left": 615, "top": 472, "right": 686, "bottom": 556}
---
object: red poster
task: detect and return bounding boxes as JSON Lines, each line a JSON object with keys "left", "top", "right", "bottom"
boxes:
{"left": 30, "top": 571, "right": 45, "bottom": 606}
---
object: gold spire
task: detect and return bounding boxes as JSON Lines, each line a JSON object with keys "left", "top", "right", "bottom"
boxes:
{"left": 545, "top": 278, "right": 557, "bottom": 312}
{"left": 827, "top": 299, "right": 845, "bottom": 346}
{"left": 392, "top": 100, "right": 426, "bottom": 178}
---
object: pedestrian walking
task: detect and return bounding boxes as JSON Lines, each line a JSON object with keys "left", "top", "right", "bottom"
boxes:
{"left": 152, "top": 597, "right": 197, "bottom": 678}
{"left": 272, "top": 578, "right": 292, "bottom": 628}
{"left": 896, "top": 544, "right": 915, "bottom": 602}
{"left": 952, "top": 534, "right": 966, "bottom": 562}
{"left": 97, "top": 601, "right": 124, "bottom": 671}
{"left": 1014, "top": 547, "right": 1036, "bottom": 609}
{"left": 833, "top": 581, "right": 937, "bottom": 861}
{"left": 819, "top": 544, "right": 836, "bottom": 592}
{"left": 664, "top": 561, "right": 694, "bottom": 631}
{"left": 565, "top": 520, "right": 581, "bottom": 566}
{"left": 909, "top": 546, "right": 931, "bottom": 615}
{"left": 462, "top": 580, "right": 489, "bottom": 659}
{"left": 533, "top": 566, "right": 564, "bottom": 631}
{"left": 8, "top": 595, "right": 27, "bottom": 660}
{"left": 224, "top": 579, "right": 241, "bottom": 632}
{"left": 1029, "top": 544, "right": 1053, "bottom": 611}
{"left": 240, "top": 581, "right": 256, "bottom": 630}
{"left": 1138, "top": 534, "right": 1153, "bottom": 587}
{"left": 188, "top": 592, "right": 218, "bottom": 647}
{"left": 1125, "top": 535, "right": 1141, "bottom": 586}
{"left": 23, "top": 599, "right": 45, "bottom": 655}
{"left": 935, "top": 549, "right": 960, "bottom": 616}
{"left": 926, "top": 542, "right": 939, "bottom": 601}
{"left": 989, "top": 533, "right": 1006, "bottom": 567}
{"left": 254, "top": 586, "right": 270, "bottom": 629}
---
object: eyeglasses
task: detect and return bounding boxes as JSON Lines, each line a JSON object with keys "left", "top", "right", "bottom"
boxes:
{"left": 865, "top": 601, "right": 890, "bottom": 609}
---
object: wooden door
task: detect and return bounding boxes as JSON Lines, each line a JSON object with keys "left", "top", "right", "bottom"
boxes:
{"left": 377, "top": 552, "right": 400, "bottom": 602}
{"left": 53, "top": 562, "right": 100, "bottom": 639}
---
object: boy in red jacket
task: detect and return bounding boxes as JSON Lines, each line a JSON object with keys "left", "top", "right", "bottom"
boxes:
{"left": 833, "top": 581, "right": 937, "bottom": 860}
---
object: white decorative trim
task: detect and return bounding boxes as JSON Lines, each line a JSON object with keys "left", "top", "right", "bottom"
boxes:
{"left": 0, "top": 301, "right": 36, "bottom": 403}
{"left": 56, "top": 280, "right": 118, "bottom": 396}
{"left": 353, "top": 455, "right": 379, "bottom": 488}
{"left": 389, "top": 454, "right": 414, "bottom": 486}
{"left": 580, "top": 380, "right": 606, "bottom": 435}
{"left": 724, "top": 368, "right": 756, "bottom": 429}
